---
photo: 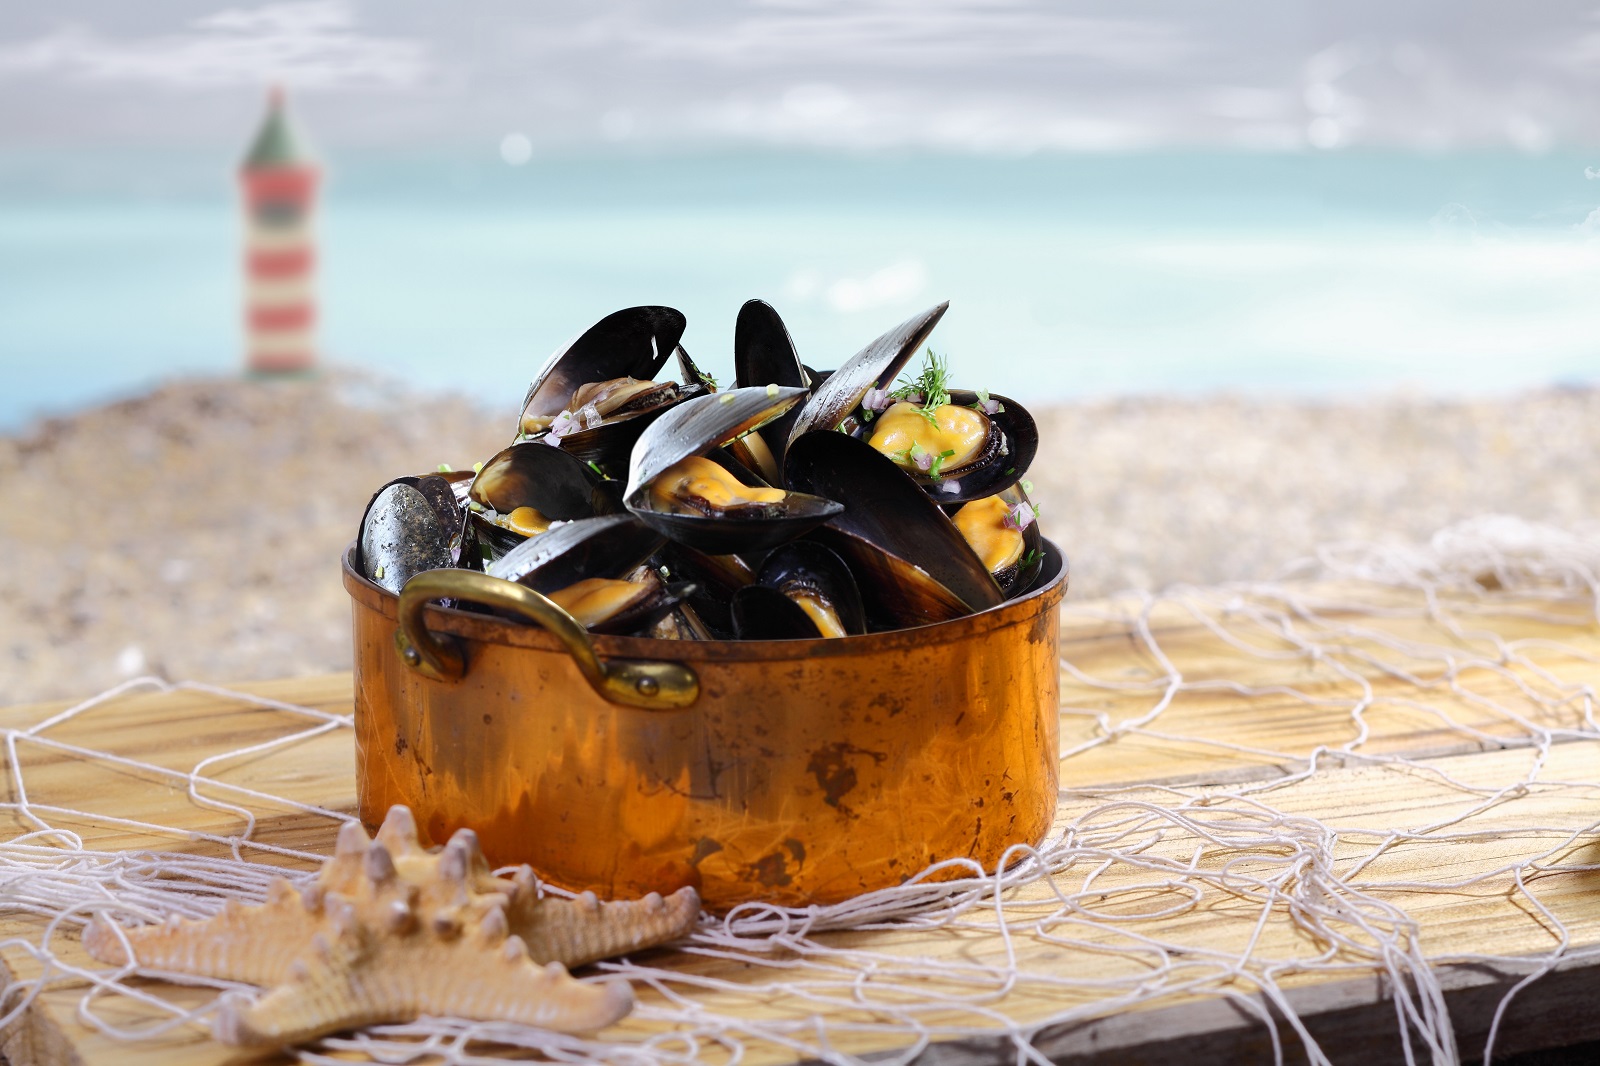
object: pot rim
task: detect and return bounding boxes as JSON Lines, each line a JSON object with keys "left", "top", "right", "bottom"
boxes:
{"left": 343, "top": 538, "right": 1067, "bottom": 664}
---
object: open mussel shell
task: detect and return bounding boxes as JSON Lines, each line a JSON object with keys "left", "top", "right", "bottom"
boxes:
{"left": 486, "top": 514, "right": 663, "bottom": 595}
{"left": 733, "top": 541, "right": 866, "bottom": 639}
{"left": 539, "top": 380, "right": 709, "bottom": 476}
{"left": 948, "top": 484, "right": 1043, "bottom": 597}
{"left": 733, "top": 300, "right": 810, "bottom": 470}
{"left": 571, "top": 567, "right": 691, "bottom": 636}
{"left": 624, "top": 387, "right": 843, "bottom": 555}
{"left": 358, "top": 476, "right": 462, "bottom": 594}
{"left": 785, "top": 429, "right": 1003, "bottom": 627}
{"left": 467, "top": 441, "right": 620, "bottom": 558}
{"left": 854, "top": 389, "right": 1038, "bottom": 505}
{"left": 675, "top": 344, "right": 718, "bottom": 392}
{"left": 785, "top": 302, "right": 947, "bottom": 447}
{"left": 806, "top": 526, "right": 969, "bottom": 628}
{"left": 517, "top": 306, "right": 686, "bottom": 434}
{"left": 656, "top": 543, "right": 756, "bottom": 638}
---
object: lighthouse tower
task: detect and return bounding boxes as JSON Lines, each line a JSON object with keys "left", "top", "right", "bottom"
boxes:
{"left": 239, "top": 88, "right": 320, "bottom": 374}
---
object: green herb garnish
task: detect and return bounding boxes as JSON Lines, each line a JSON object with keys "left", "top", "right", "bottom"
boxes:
{"left": 1020, "top": 478, "right": 1034, "bottom": 495}
{"left": 971, "top": 388, "right": 1005, "bottom": 414}
{"left": 928, "top": 448, "right": 956, "bottom": 478}
{"left": 586, "top": 460, "right": 606, "bottom": 477}
{"left": 892, "top": 347, "right": 952, "bottom": 426}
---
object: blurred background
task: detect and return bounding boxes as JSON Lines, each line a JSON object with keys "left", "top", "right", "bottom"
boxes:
{"left": 2, "top": 1, "right": 1598, "bottom": 701}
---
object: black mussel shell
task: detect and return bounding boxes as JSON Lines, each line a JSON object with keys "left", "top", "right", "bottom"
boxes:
{"left": 732, "top": 585, "right": 824, "bottom": 640}
{"left": 470, "top": 440, "right": 617, "bottom": 516}
{"left": 785, "top": 302, "right": 947, "bottom": 447}
{"left": 467, "top": 442, "right": 619, "bottom": 562}
{"left": 580, "top": 569, "right": 692, "bottom": 636}
{"left": 543, "top": 380, "right": 710, "bottom": 476}
{"left": 1031, "top": 537, "right": 1069, "bottom": 598}
{"left": 754, "top": 540, "right": 866, "bottom": 636}
{"left": 785, "top": 430, "right": 1002, "bottom": 626}
{"left": 734, "top": 300, "right": 810, "bottom": 470}
{"left": 808, "top": 525, "right": 970, "bottom": 628}
{"left": 486, "top": 514, "right": 663, "bottom": 595}
{"left": 518, "top": 306, "right": 685, "bottom": 434}
{"left": 852, "top": 389, "right": 1038, "bottom": 504}
{"left": 947, "top": 484, "right": 1043, "bottom": 597}
{"left": 656, "top": 543, "right": 756, "bottom": 639}
{"left": 675, "top": 344, "right": 718, "bottom": 392}
{"left": 651, "top": 602, "right": 714, "bottom": 640}
{"left": 358, "top": 479, "right": 459, "bottom": 594}
{"left": 625, "top": 387, "right": 842, "bottom": 555}
{"left": 422, "top": 470, "right": 474, "bottom": 513}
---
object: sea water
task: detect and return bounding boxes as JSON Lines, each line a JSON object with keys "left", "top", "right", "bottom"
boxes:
{"left": 1, "top": 150, "right": 1598, "bottom": 429}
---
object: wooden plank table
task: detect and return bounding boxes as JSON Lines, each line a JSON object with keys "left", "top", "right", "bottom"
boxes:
{"left": 2, "top": 584, "right": 1598, "bottom": 1064}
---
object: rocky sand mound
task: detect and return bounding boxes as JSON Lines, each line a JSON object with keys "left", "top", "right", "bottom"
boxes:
{"left": 3, "top": 372, "right": 1596, "bottom": 703}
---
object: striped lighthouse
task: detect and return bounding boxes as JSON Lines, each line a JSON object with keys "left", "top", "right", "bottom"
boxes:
{"left": 240, "top": 88, "right": 320, "bottom": 374}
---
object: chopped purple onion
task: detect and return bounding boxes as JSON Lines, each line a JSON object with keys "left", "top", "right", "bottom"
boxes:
{"left": 862, "top": 387, "right": 893, "bottom": 411}
{"left": 1004, "top": 502, "right": 1036, "bottom": 532}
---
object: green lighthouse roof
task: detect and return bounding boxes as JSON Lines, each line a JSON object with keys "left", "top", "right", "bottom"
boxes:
{"left": 243, "top": 87, "right": 314, "bottom": 169}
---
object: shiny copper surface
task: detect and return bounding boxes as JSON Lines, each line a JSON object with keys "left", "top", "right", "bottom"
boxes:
{"left": 345, "top": 544, "right": 1065, "bottom": 911}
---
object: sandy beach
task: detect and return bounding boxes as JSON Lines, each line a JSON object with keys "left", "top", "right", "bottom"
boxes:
{"left": 2, "top": 372, "right": 1596, "bottom": 705}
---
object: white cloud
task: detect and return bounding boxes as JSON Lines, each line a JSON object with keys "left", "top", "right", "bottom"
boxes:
{"left": 552, "top": 2, "right": 1193, "bottom": 71}
{"left": 698, "top": 86, "right": 1155, "bottom": 152}
{"left": 783, "top": 259, "right": 929, "bottom": 314}
{"left": 0, "top": 1, "right": 429, "bottom": 90}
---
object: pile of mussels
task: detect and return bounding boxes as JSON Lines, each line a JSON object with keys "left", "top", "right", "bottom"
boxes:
{"left": 356, "top": 300, "right": 1054, "bottom": 641}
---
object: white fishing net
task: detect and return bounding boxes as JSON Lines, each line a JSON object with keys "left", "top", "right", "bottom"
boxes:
{"left": 1, "top": 514, "right": 1597, "bottom": 1066}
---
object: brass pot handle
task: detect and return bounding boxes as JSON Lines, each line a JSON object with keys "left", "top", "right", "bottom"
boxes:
{"left": 394, "top": 569, "right": 699, "bottom": 710}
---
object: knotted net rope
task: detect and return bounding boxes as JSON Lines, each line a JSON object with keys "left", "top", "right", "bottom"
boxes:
{"left": 0, "top": 514, "right": 1596, "bottom": 1065}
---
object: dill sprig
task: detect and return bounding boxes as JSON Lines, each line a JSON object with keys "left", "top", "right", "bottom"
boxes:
{"left": 892, "top": 347, "right": 952, "bottom": 425}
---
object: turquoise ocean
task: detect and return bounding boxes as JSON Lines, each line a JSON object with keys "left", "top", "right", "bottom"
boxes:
{"left": 2, "top": 150, "right": 1598, "bottom": 429}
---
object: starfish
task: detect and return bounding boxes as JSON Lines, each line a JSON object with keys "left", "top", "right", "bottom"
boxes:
{"left": 83, "top": 806, "right": 700, "bottom": 1047}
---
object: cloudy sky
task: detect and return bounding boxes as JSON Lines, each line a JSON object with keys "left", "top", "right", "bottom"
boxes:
{"left": 3, "top": 0, "right": 1600, "bottom": 154}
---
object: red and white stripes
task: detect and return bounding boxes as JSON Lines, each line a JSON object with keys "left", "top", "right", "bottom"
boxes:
{"left": 240, "top": 159, "right": 319, "bottom": 373}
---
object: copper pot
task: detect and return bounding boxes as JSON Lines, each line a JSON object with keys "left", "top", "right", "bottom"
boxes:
{"left": 344, "top": 544, "right": 1065, "bottom": 911}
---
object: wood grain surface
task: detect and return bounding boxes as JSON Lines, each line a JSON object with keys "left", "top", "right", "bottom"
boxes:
{"left": 1, "top": 586, "right": 1597, "bottom": 1065}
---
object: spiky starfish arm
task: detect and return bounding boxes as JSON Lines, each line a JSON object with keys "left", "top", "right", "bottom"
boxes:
{"left": 511, "top": 886, "right": 701, "bottom": 968}
{"left": 213, "top": 924, "right": 633, "bottom": 1047}
{"left": 81, "top": 806, "right": 701, "bottom": 1047}
{"left": 83, "top": 880, "right": 319, "bottom": 986}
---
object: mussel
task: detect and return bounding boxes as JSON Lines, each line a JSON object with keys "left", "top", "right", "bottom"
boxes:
{"left": 358, "top": 474, "right": 466, "bottom": 594}
{"left": 625, "top": 387, "right": 843, "bottom": 555}
{"left": 517, "top": 307, "right": 707, "bottom": 473}
{"left": 467, "top": 441, "right": 620, "bottom": 560}
{"left": 949, "top": 484, "right": 1043, "bottom": 596}
{"left": 732, "top": 541, "right": 865, "bottom": 640}
{"left": 485, "top": 515, "right": 685, "bottom": 634}
{"left": 785, "top": 430, "right": 1002, "bottom": 629}
{"left": 544, "top": 565, "right": 687, "bottom": 636}
{"left": 730, "top": 300, "right": 810, "bottom": 479}
{"left": 785, "top": 302, "right": 947, "bottom": 446}
{"left": 855, "top": 387, "right": 1037, "bottom": 504}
